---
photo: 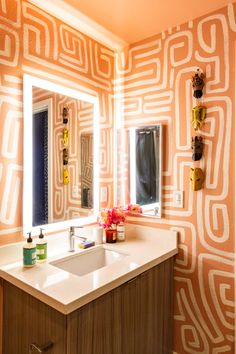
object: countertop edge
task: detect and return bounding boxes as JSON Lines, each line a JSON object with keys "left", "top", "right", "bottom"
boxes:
{"left": 0, "top": 225, "right": 178, "bottom": 314}
{"left": 0, "top": 248, "right": 178, "bottom": 314}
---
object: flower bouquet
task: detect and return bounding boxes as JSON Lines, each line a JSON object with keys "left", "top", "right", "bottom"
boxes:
{"left": 125, "top": 203, "right": 143, "bottom": 215}
{"left": 99, "top": 207, "right": 126, "bottom": 228}
{"left": 99, "top": 207, "right": 126, "bottom": 243}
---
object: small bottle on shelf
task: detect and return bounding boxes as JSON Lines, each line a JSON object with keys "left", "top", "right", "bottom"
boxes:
{"left": 117, "top": 222, "right": 125, "bottom": 241}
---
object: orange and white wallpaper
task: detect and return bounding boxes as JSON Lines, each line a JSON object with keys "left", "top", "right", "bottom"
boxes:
{"left": 0, "top": 0, "right": 114, "bottom": 242}
{"left": 0, "top": 0, "right": 235, "bottom": 353}
{"left": 115, "top": 4, "right": 235, "bottom": 354}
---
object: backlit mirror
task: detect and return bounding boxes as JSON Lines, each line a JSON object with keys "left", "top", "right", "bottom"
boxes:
{"left": 117, "top": 125, "right": 162, "bottom": 218}
{"left": 23, "top": 75, "right": 99, "bottom": 235}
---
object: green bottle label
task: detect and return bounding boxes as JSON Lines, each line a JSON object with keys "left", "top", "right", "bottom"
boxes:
{"left": 23, "top": 247, "right": 36, "bottom": 266}
{"left": 36, "top": 243, "right": 47, "bottom": 261}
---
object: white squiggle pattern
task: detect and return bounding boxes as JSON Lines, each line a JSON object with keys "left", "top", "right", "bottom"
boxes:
{"left": 196, "top": 15, "right": 229, "bottom": 94}
{"left": 0, "top": 23, "right": 19, "bottom": 66}
{"left": 228, "top": 3, "right": 236, "bottom": 32}
{"left": 59, "top": 24, "right": 88, "bottom": 74}
{"left": 115, "top": 6, "right": 235, "bottom": 353}
{"left": 0, "top": 163, "right": 22, "bottom": 225}
{"left": 22, "top": 2, "right": 58, "bottom": 60}
{"left": 0, "top": 0, "right": 21, "bottom": 28}
{"left": 1, "top": 111, "right": 21, "bottom": 159}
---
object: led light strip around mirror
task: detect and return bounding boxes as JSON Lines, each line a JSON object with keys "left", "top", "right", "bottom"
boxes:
{"left": 23, "top": 74, "right": 100, "bottom": 236}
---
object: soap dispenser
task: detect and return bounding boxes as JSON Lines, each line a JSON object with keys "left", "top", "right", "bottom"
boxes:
{"left": 23, "top": 232, "right": 36, "bottom": 267}
{"left": 36, "top": 228, "right": 47, "bottom": 262}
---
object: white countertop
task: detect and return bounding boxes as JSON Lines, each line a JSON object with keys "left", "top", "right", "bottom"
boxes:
{"left": 0, "top": 224, "right": 178, "bottom": 314}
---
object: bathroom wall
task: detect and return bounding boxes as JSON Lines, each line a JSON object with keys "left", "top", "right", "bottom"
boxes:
{"left": 0, "top": 0, "right": 114, "bottom": 243}
{"left": 115, "top": 4, "right": 235, "bottom": 353}
{"left": 1, "top": 0, "right": 235, "bottom": 353}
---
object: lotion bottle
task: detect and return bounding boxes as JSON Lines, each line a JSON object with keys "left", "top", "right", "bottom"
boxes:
{"left": 36, "top": 228, "right": 47, "bottom": 262}
{"left": 23, "top": 232, "right": 36, "bottom": 267}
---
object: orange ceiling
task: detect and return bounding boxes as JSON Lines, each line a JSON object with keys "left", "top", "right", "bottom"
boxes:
{"left": 63, "top": 0, "right": 231, "bottom": 43}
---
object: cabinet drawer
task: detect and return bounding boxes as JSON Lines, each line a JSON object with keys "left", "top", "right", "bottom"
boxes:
{"left": 3, "top": 281, "right": 66, "bottom": 354}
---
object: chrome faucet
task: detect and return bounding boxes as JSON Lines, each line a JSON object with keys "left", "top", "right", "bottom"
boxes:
{"left": 68, "top": 226, "right": 86, "bottom": 252}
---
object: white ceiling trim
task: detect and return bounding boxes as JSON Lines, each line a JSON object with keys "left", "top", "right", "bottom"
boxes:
{"left": 27, "top": 0, "right": 128, "bottom": 51}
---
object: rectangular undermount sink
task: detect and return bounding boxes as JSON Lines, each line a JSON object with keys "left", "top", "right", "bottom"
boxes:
{"left": 50, "top": 247, "right": 127, "bottom": 277}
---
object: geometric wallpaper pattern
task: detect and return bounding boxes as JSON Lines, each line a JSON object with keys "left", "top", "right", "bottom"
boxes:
{"left": 0, "top": 0, "right": 235, "bottom": 353}
{"left": 115, "top": 4, "right": 235, "bottom": 353}
{"left": 0, "top": 0, "right": 114, "bottom": 241}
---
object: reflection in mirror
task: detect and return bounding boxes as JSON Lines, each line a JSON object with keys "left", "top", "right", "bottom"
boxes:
{"left": 23, "top": 75, "right": 99, "bottom": 235}
{"left": 81, "top": 133, "right": 93, "bottom": 208}
{"left": 32, "top": 87, "right": 94, "bottom": 225}
{"left": 117, "top": 125, "right": 162, "bottom": 218}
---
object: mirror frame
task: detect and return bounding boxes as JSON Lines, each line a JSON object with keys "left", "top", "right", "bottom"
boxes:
{"left": 23, "top": 74, "right": 100, "bottom": 236}
{"left": 129, "top": 125, "right": 162, "bottom": 218}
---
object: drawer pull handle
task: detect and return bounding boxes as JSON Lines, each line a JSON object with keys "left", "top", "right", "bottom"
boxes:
{"left": 29, "top": 341, "right": 54, "bottom": 353}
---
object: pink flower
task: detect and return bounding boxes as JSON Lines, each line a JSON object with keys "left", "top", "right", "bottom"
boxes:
{"left": 125, "top": 204, "right": 143, "bottom": 214}
{"left": 98, "top": 207, "right": 126, "bottom": 228}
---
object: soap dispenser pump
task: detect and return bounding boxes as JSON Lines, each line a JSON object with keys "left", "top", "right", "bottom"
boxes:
{"left": 23, "top": 232, "right": 36, "bottom": 267}
{"left": 36, "top": 228, "right": 47, "bottom": 262}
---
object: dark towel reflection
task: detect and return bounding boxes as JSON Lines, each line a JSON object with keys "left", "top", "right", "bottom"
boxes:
{"left": 135, "top": 127, "right": 160, "bottom": 206}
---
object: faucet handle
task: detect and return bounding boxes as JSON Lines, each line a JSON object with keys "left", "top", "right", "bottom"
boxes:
{"left": 70, "top": 226, "right": 83, "bottom": 233}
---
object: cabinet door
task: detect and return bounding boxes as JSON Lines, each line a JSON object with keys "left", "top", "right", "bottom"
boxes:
{"left": 135, "top": 267, "right": 159, "bottom": 354}
{"left": 116, "top": 258, "right": 173, "bottom": 354}
{"left": 135, "top": 258, "right": 173, "bottom": 354}
{"left": 3, "top": 281, "right": 66, "bottom": 354}
{"left": 67, "top": 290, "right": 115, "bottom": 354}
{"left": 161, "top": 257, "right": 174, "bottom": 354}
{"left": 115, "top": 276, "right": 137, "bottom": 354}
{"left": 68, "top": 258, "right": 173, "bottom": 354}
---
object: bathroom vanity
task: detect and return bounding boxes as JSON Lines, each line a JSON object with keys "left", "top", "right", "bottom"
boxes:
{"left": 0, "top": 225, "right": 177, "bottom": 354}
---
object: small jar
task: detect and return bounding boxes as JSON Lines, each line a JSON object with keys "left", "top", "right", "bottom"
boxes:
{"left": 105, "top": 226, "right": 117, "bottom": 243}
{"left": 117, "top": 222, "right": 125, "bottom": 241}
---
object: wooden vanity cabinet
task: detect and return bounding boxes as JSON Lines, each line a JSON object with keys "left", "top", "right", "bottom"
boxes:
{"left": 3, "top": 258, "right": 173, "bottom": 354}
